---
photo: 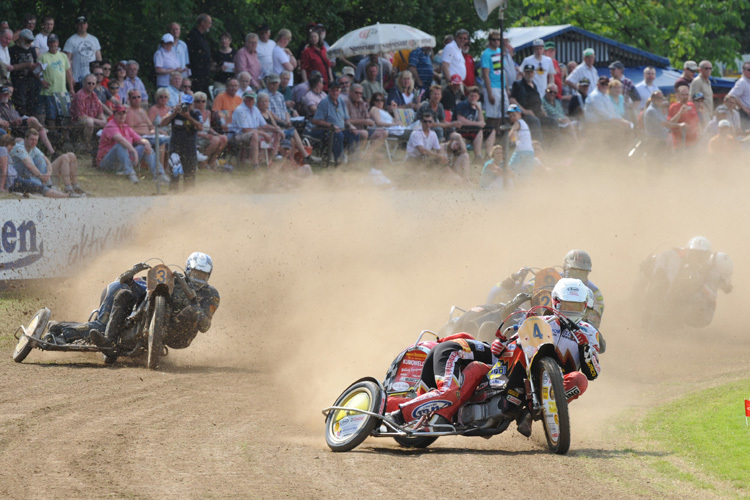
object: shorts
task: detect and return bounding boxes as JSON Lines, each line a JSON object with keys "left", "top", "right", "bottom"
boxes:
{"left": 41, "top": 95, "right": 59, "bottom": 120}
{"left": 483, "top": 87, "right": 508, "bottom": 119}
{"left": 459, "top": 125, "right": 494, "bottom": 141}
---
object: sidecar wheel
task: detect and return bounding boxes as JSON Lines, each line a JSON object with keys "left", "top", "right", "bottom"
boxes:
{"left": 13, "top": 308, "right": 51, "bottom": 363}
{"left": 393, "top": 435, "right": 438, "bottom": 449}
{"left": 535, "top": 357, "right": 571, "bottom": 455}
{"left": 325, "top": 380, "right": 382, "bottom": 452}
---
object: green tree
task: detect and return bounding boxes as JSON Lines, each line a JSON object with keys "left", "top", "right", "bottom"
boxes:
{"left": 515, "top": 0, "right": 750, "bottom": 66}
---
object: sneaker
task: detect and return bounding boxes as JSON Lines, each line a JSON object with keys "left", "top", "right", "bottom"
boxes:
{"left": 128, "top": 173, "right": 140, "bottom": 184}
{"left": 305, "top": 155, "right": 322, "bottom": 164}
{"left": 89, "top": 329, "right": 113, "bottom": 348}
{"left": 516, "top": 409, "right": 532, "bottom": 437}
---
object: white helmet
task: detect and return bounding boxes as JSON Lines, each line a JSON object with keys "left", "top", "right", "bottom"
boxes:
{"left": 563, "top": 249, "right": 592, "bottom": 281}
{"left": 551, "top": 278, "right": 593, "bottom": 324}
{"left": 687, "top": 236, "right": 712, "bottom": 266}
{"left": 186, "top": 252, "right": 213, "bottom": 283}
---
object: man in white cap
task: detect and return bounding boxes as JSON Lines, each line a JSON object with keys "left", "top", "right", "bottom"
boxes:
{"left": 674, "top": 60, "right": 698, "bottom": 91}
{"left": 63, "top": 15, "right": 101, "bottom": 86}
{"left": 520, "top": 38, "right": 555, "bottom": 99}
{"left": 566, "top": 48, "right": 598, "bottom": 93}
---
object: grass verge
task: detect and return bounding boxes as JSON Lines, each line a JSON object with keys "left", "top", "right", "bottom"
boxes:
{"left": 641, "top": 379, "right": 750, "bottom": 492}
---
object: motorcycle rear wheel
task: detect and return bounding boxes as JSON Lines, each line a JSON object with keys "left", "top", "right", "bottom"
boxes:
{"left": 13, "top": 308, "right": 51, "bottom": 363}
{"left": 147, "top": 296, "right": 166, "bottom": 370}
{"left": 325, "top": 380, "right": 382, "bottom": 452}
{"left": 535, "top": 357, "right": 570, "bottom": 455}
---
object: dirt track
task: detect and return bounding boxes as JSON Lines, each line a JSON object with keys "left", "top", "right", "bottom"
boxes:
{"left": 1, "top": 165, "right": 749, "bottom": 499}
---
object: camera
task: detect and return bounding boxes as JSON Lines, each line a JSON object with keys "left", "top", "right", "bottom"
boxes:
{"left": 181, "top": 104, "right": 189, "bottom": 112}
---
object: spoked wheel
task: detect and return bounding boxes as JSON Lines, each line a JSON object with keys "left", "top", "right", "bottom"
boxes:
{"left": 325, "top": 380, "right": 383, "bottom": 452}
{"left": 535, "top": 357, "right": 570, "bottom": 455}
{"left": 392, "top": 435, "right": 438, "bottom": 449}
{"left": 13, "top": 308, "right": 51, "bottom": 363}
{"left": 147, "top": 296, "right": 166, "bottom": 370}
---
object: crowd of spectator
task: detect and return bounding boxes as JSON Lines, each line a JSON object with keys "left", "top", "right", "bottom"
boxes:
{"left": 1, "top": 13, "right": 749, "bottom": 196}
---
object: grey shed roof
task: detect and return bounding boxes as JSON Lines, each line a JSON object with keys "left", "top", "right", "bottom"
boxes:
{"left": 506, "top": 24, "right": 671, "bottom": 68}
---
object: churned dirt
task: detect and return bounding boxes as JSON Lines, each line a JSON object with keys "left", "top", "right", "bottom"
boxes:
{"left": 1, "top": 159, "right": 749, "bottom": 499}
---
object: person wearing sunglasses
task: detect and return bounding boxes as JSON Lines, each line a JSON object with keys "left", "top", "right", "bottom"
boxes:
{"left": 70, "top": 73, "right": 106, "bottom": 150}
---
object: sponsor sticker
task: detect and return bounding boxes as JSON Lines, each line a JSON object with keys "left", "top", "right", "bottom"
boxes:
{"left": 391, "top": 381, "right": 409, "bottom": 392}
{"left": 506, "top": 394, "right": 521, "bottom": 405}
{"left": 411, "top": 399, "right": 452, "bottom": 418}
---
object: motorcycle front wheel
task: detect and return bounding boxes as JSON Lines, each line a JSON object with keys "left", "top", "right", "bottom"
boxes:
{"left": 325, "top": 380, "right": 382, "bottom": 452}
{"left": 147, "top": 296, "right": 166, "bottom": 370}
{"left": 535, "top": 357, "right": 570, "bottom": 455}
{"left": 13, "top": 308, "right": 51, "bottom": 363}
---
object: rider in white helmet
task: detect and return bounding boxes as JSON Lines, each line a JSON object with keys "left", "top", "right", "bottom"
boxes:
{"left": 88, "top": 252, "right": 221, "bottom": 349}
{"left": 491, "top": 277, "right": 602, "bottom": 436}
{"left": 487, "top": 249, "right": 605, "bottom": 328}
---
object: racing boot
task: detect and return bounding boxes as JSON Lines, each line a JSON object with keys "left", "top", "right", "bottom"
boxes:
{"left": 516, "top": 409, "right": 532, "bottom": 437}
{"left": 89, "top": 329, "right": 113, "bottom": 348}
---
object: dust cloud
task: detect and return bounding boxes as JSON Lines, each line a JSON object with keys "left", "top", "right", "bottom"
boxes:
{"left": 41, "top": 158, "right": 750, "bottom": 438}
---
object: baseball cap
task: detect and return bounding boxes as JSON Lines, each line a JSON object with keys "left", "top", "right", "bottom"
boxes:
{"left": 161, "top": 33, "right": 175, "bottom": 43}
{"left": 19, "top": 29, "right": 34, "bottom": 41}
{"left": 718, "top": 119, "right": 731, "bottom": 129}
{"left": 523, "top": 64, "right": 535, "bottom": 72}
{"left": 181, "top": 94, "right": 194, "bottom": 104}
{"left": 684, "top": 60, "right": 699, "bottom": 71}
{"left": 242, "top": 90, "right": 257, "bottom": 99}
{"left": 715, "top": 104, "right": 729, "bottom": 113}
{"left": 48, "top": 34, "right": 59, "bottom": 43}
{"left": 450, "top": 74, "right": 463, "bottom": 84}
{"left": 266, "top": 73, "right": 281, "bottom": 83}
{"left": 578, "top": 77, "right": 591, "bottom": 86}
{"left": 507, "top": 104, "right": 521, "bottom": 113}
{"left": 544, "top": 41, "right": 555, "bottom": 50}
{"left": 76, "top": 15, "right": 87, "bottom": 24}
{"left": 608, "top": 61, "right": 624, "bottom": 70}
{"left": 532, "top": 38, "right": 544, "bottom": 47}
{"left": 342, "top": 66, "right": 355, "bottom": 77}
{"left": 597, "top": 76, "right": 610, "bottom": 85}
{"left": 0, "top": 86, "right": 9, "bottom": 94}
{"left": 583, "top": 48, "right": 595, "bottom": 57}
{"left": 112, "top": 103, "right": 126, "bottom": 113}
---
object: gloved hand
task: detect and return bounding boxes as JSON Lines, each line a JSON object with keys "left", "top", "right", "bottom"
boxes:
{"left": 119, "top": 262, "right": 151, "bottom": 284}
{"left": 491, "top": 338, "right": 505, "bottom": 356}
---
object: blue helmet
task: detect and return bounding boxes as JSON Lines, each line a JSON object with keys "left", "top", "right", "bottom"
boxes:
{"left": 186, "top": 252, "right": 213, "bottom": 283}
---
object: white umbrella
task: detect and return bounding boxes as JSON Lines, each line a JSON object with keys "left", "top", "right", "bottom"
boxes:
{"left": 327, "top": 23, "right": 436, "bottom": 58}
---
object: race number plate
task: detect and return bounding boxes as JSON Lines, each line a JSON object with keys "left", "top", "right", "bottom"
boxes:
{"left": 147, "top": 264, "right": 175, "bottom": 294}
{"left": 531, "top": 267, "right": 562, "bottom": 308}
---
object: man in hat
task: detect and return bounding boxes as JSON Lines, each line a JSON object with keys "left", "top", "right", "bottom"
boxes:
{"left": 441, "top": 74, "right": 465, "bottom": 116}
{"left": 154, "top": 33, "right": 183, "bottom": 88}
{"left": 63, "top": 16, "right": 101, "bottom": 86}
{"left": 608, "top": 60, "right": 639, "bottom": 108}
{"left": 520, "top": 38, "right": 555, "bottom": 99}
{"left": 311, "top": 79, "right": 359, "bottom": 165}
{"left": 161, "top": 93, "right": 203, "bottom": 187}
{"left": 510, "top": 64, "right": 543, "bottom": 140}
{"left": 567, "top": 77, "right": 590, "bottom": 119}
{"left": 566, "top": 48, "right": 598, "bottom": 93}
{"left": 256, "top": 24, "right": 276, "bottom": 77}
{"left": 9, "top": 28, "right": 40, "bottom": 116}
{"left": 39, "top": 33, "right": 74, "bottom": 125}
{"left": 675, "top": 60, "right": 698, "bottom": 91}
{"left": 229, "top": 90, "right": 277, "bottom": 168}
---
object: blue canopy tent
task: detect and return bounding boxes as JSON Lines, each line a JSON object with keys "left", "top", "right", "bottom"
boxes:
{"left": 506, "top": 25, "right": 736, "bottom": 96}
